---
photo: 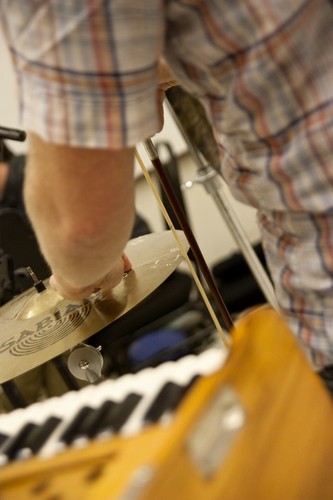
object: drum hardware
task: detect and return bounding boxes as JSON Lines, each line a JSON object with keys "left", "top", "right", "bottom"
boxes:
{"left": 26, "top": 266, "right": 46, "bottom": 293}
{"left": 67, "top": 343, "right": 104, "bottom": 383}
{"left": 165, "top": 87, "right": 279, "bottom": 312}
{"left": 181, "top": 166, "right": 279, "bottom": 311}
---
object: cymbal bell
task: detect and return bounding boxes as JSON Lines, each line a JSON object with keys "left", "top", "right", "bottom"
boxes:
{"left": 0, "top": 230, "right": 189, "bottom": 384}
{"left": 17, "top": 288, "right": 63, "bottom": 320}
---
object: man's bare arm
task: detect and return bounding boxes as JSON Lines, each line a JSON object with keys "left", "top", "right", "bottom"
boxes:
{"left": 24, "top": 133, "right": 135, "bottom": 299}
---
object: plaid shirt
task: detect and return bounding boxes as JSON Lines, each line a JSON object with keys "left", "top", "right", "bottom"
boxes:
{"left": 1, "top": 0, "right": 333, "bottom": 367}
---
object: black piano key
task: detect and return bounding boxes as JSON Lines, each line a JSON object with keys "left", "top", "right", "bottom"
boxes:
{"left": 16, "top": 416, "right": 62, "bottom": 459}
{"left": 73, "top": 400, "right": 117, "bottom": 445}
{"left": 0, "top": 422, "right": 37, "bottom": 465}
{"left": 0, "top": 433, "right": 9, "bottom": 447}
{"left": 143, "top": 376, "right": 199, "bottom": 425}
{"left": 57, "top": 406, "right": 94, "bottom": 446}
{"left": 95, "top": 393, "right": 142, "bottom": 437}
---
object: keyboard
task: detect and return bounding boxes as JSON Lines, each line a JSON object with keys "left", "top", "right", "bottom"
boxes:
{"left": 0, "top": 347, "right": 227, "bottom": 466}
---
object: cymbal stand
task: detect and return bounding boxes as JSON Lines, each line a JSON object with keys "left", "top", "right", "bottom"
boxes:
{"left": 166, "top": 100, "right": 279, "bottom": 312}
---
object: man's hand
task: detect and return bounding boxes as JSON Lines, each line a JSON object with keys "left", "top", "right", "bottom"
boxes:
{"left": 25, "top": 134, "right": 135, "bottom": 302}
{"left": 49, "top": 253, "right": 132, "bottom": 300}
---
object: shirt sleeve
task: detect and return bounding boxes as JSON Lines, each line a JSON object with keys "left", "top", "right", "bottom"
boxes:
{"left": 0, "top": 0, "right": 164, "bottom": 148}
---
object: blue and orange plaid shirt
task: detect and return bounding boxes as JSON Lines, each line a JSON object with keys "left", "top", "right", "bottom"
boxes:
{"left": 1, "top": 0, "right": 333, "bottom": 367}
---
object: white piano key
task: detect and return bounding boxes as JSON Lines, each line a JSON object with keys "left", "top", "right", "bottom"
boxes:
{"left": 123, "top": 347, "right": 227, "bottom": 437}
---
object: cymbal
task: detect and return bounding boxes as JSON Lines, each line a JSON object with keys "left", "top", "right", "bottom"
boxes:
{"left": 0, "top": 230, "right": 189, "bottom": 384}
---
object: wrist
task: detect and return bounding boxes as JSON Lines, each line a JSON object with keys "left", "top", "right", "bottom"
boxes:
{"left": 49, "top": 275, "right": 99, "bottom": 301}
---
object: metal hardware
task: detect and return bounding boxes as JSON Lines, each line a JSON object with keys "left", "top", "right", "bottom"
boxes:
{"left": 186, "top": 384, "right": 245, "bottom": 478}
{"left": 67, "top": 343, "right": 103, "bottom": 383}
